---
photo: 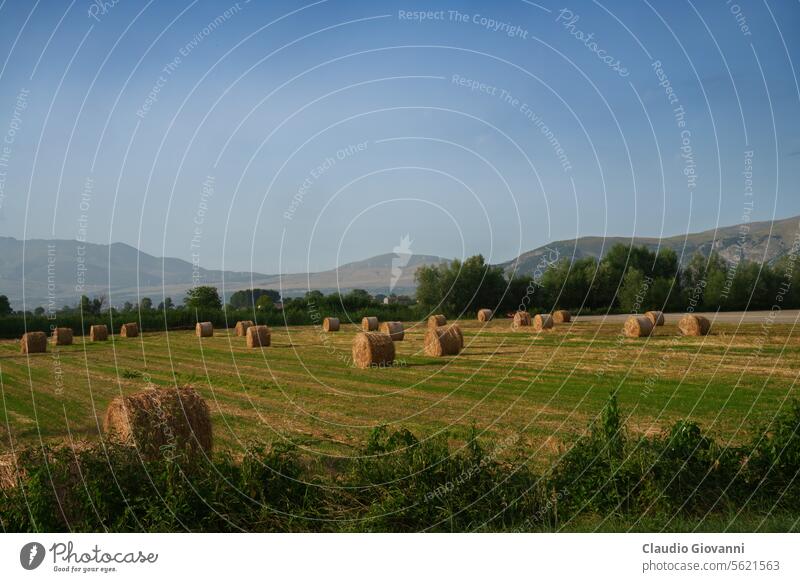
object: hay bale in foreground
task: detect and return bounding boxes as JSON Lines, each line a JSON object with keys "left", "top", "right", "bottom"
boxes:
{"left": 103, "top": 386, "right": 212, "bottom": 460}
{"left": 552, "top": 310, "right": 571, "bottom": 323}
{"left": 511, "top": 311, "right": 531, "bottom": 330}
{"left": 0, "top": 453, "right": 21, "bottom": 490}
{"left": 361, "top": 316, "right": 379, "bottom": 331}
{"left": 645, "top": 310, "right": 665, "bottom": 326}
{"left": 195, "top": 322, "right": 213, "bottom": 338}
{"left": 90, "top": 324, "right": 108, "bottom": 341}
{"left": 323, "top": 317, "right": 340, "bottom": 332}
{"left": 428, "top": 314, "right": 447, "bottom": 328}
{"left": 623, "top": 315, "right": 654, "bottom": 338}
{"left": 352, "top": 332, "right": 395, "bottom": 368}
{"left": 424, "top": 324, "right": 462, "bottom": 357}
{"left": 533, "top": 314, "right": 554, "bottom": 331}
{"left": 477, "top": 308, "right": 493, "bottom": 322}
{"left": 235, "top": 320, "right": 254, "bottom": 336}
{"left": 20, "top": 332, "right": 47, "bottom": 354}
{"left": 120, "top": 322, "right": 139, "bottom": 338}
{"left": 679, "top": 314, "right": 711, "bottom": 336}
{"left": 379, "top": 321, "right": 404, "bottom": 341}
{"left": 52, "top": 327, "right": 74, "bottom": 346}
{"left": 246, "top": 325, "right": 271, "bottom": 347}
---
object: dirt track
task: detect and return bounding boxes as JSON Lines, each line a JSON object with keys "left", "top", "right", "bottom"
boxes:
{"left": 574, "top": 310, "right": 800, "bottom": 325}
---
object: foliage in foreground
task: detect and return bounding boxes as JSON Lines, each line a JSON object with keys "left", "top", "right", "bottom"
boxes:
{"left": 1, "top": 397, "right": 799, "bottom": 532}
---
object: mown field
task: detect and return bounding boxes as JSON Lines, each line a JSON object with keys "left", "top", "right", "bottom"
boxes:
{"left": 2, "top": 313, "right": 798, "bottom": 463}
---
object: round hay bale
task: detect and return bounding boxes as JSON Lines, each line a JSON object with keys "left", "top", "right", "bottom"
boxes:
{"left": 477, "top": 308, "right": 493, "bottom": 322}
{"left": 323, "top": 317, "right": 340, "bottom": 332}
{"left": 103, "top": 386, "right": 212, "bottom": 460}
{"left": 0, "top": 453, "right": 22, "bottom": 490}
{"left": 20, "top": 331, "right": 47, "bottom": 354}
{"left": 352, "top": 332, "right": 395, "bottom": 368}
{"left": 246, "top": 325, "right": 271, "bottom": 347}
{"left": 424, "top": 324, "right": 462, "bottom": 357}
{"left": 428, "top": 314, "right": 447, "bottom": 328}
{"left": 623, "top": 315, "right": 654, "bottom": 338}
{"left": 552, "top": 310, "right": 571, "bottom": 323}
{"left": 52, "top": 327, "right": 74, "bottom": 346}
{"left": 645, "top": 310, "right": 665, "bottom": 326}
{"left": 89, "top": 324, "right": 108, "bottom": 341}
{"left": 511, "top": 311, "right": 532, "bottom": 330}
{"left": 120, "top": 322, "right": 139, "bottom": 338}
{"left": 679, "top": 314, "right": 711, "bottom": 336}
{"left": 533, "top": 314, "right": 554, "bottom": 331}
{"left": 234, "top": 320, "right": 254, "bottom": 336}
{"left": 361, "top": 316, "right": 379, "bottom": 331}
{"left": 379, "top": 321, "right": 405, "bottom": 341}
{"left": 195, "top": 322, "right": 213, "bottom": 338}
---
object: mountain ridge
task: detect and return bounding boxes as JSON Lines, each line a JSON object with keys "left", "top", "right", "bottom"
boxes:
{"left": 1, "top": 214, "right": 797, "bottom": 309}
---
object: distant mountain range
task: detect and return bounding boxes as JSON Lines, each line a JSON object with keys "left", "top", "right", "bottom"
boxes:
{"left": 1, "top": 214, "right": 797, "bottom": 309}
{"left": 500, "top": 215, "right": 800, "bottom": 276}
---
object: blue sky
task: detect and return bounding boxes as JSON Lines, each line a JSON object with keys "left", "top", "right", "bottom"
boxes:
{"left": 0, "top": 0, "right": 798, "bottom": 274}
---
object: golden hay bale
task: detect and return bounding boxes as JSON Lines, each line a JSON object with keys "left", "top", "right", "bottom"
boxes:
{"left": 103, "top": 386, "right": 212, "bottom": 460}
{"left": 428, "top": 314, "right": 447, "bottom": 328}
{"left": 51, "top": 327, "right": 74, "bottom": 346}
{"left": 645, "top": 310, "right": 665, "bottom": 326}
{"left": 246, "top": 325, "right": 271, "bottom": 347}
{"left": 477, "top": 308, "right": 493, "bottom": 322}
{"left": 361, "top": 316, "right": 379, "bottom": 331}
{"left": 235, "top": 320, "right": 254, "bottom": 336}
{"left": 120, "top": 322, "right": 139, "bottom": 338}
{"left": 533, "top": 314, "right": 554, "bottom": 331}
{"left": 511, "top": 311, "right": 531, "bottom": 330}
{"left": 623, "top": 315, "right": 654, "bottom": 338}
{"left": 89, "top": 324, "right": 108, "bottom": 341}
{"left": 20, "top": 331, "right": 47, "bottom": 354}
{"left": 0, "top": 453, "right": 22, "bottom": 490}
{"left": 424, "top": 324, "right": 463, "bottom": 357}
{"left": 195, "top": 322, "right": 213, "bottom": 337}
{"left": 379, "top": 321, "right": 405, "bottom": 341}
{"left": 552, "top": 310, "right": 571, "bottom": 323}
{"left": 352, "top": 332, "right": 395, "bottom": 368}
{"left": 323, "top": 317, "right": 340, "bottom": 332}
{"left": 679, "top": 314, "right": 711, "bottom": 336}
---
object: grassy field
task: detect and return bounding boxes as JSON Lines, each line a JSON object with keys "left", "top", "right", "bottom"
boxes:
{"left": 1, "top": 314, "right": 799, "bottom": 462}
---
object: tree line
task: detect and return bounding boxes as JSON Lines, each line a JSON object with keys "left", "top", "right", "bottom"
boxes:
{"left": 413, "top": 243, "right": 800, "bottom": 316}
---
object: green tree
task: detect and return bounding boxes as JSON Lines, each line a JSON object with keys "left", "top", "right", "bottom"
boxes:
{"left": 0, "top": 295, "right": 11, "bottom": 316}
{"left": 415, "top": 255, "right": 506, "bottom": 316}
{"left": 184, "top": 286, "right": 223, "bottom": 311}
{"left": 256, "top": 294, "right": 274, "bottom": 311}
{"left": 140, "top": 297, "right": 153, "bottom": 310}
{"left": 34, "top": 306, "right": 45, "bottom": 316}
{"left": 229, "top": 289, "right": 281, "bottom": 309}
{"left": 618, "top": 268, "right": 647, "bottom": 313}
